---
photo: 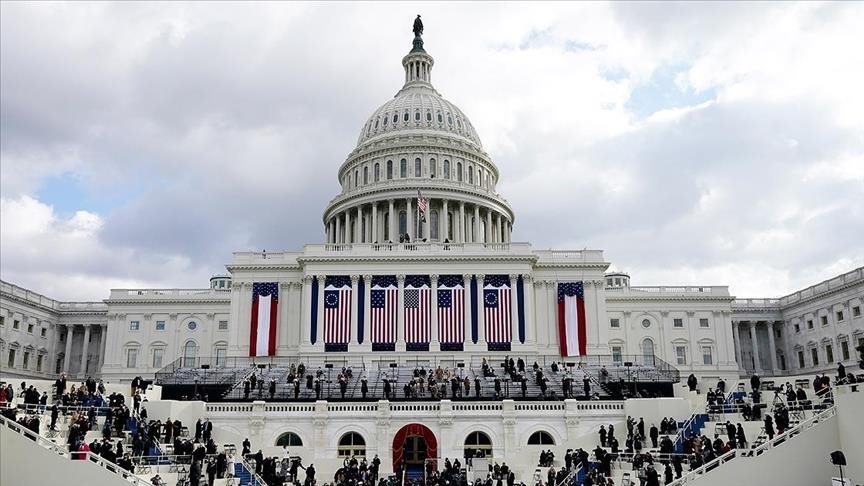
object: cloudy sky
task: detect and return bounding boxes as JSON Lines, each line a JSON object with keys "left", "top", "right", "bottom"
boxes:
{"left": 2, "top": 2, "right": 862, "bottom": 301}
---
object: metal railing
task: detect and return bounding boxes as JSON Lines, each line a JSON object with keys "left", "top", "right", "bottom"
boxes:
{"left": 0, "top": 414, "right": 151, "bottom": 486}
{"left": 665, "top": 448, "right": 737, "bottom": 486}
{"left": 742, "top": 405, "right": 836, "bottom": 458}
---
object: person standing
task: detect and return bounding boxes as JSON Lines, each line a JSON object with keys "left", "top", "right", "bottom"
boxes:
{"left": 650, "top": 424, "right": 659, "bottom": 448}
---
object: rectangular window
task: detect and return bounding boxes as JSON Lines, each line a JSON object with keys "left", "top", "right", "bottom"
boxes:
{"left": 853, "top": 306, "right": 861, "bottom": 317}
{"left": 775, "top": 328, "right": 782, "bottom": 338}
{"left": 699, "top": 318, "right": 709, "bottom": 328}
{"left": 811, "top": 348, "right": 819, "bottom": 366}
{"left": 794, "top": 323, "right": 800, "bottom": 333}
{"left": 40, "top": 328, "right": 47, "bottom": 338}
{"left": 152, "top": 348, "right": 164, "bottom": 368}
{"left": 675, "top": 346, "right": 687, "bottom": 365}
{"left": 611, "top": 346, "right": 622, "bottom": 365}
{"left": 0, "top": 316, "right": 4, "bottom": 326}
{"left": 27, "top": 323, "right": 34, "bottom": 333}
{"left": 841, "top": 340, "right": 850, "bottom": 361}
{"left": 22, "top": 351, "right": 30, "bottom": 369}
{"left": 126, "top": 349, "right": 138, "bottom": 368}
{"left": 610, "top": 318, "right": 620, "bottom": 328}
{"left": 673, "top": 318, "right": 684, "bottom": 328}
{"left": 836, "top": 311, "right": 844, "bottom": 322}
{"left": 216, "top": 348, "right": 227, "bottom": 367}
{"left": 13, "top": 320, "right": 20, "bottom": 330}
{"left": 826, "top": 344, "right": 834, "bottom": 363}
{"left": 807, "top": 319, "right": 814, "bottom": 329}
{"left": 797, "top": 351, "right": 805, "bottom": 369}
{"left": 820, "top": 315, "right": 828, "bottom": 326}
{"left": 155, "top": 320, "right": 166, "bottom": 331}
{"left": 7, "top": 349, "right": 15, "bottom": 368}
{"left": 702, "top": 346, "right": 713, "bottom": 365}
{"left": 130, "top": 320, "right": 140, "bottom": 331}
{"left": 37, "top": 354, "right": 44, "bottom": 372}
{"left": 218, "top": 320, "right": 229, "bottom": 331}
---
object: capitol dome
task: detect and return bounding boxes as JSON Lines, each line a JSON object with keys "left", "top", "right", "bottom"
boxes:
{"left": 323, "top": 25, "right": 514, "bottom": 246}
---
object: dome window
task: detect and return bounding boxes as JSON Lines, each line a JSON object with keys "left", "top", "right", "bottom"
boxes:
{"left": 444, "top": 160, "right": 450, "bottom": 179}
{"left": 457, "top": 118, "right": 462, "bottom": 129}
{"left": 386, "top": 160, "right": 393, "bottom": 180}
{"left": 437, "top": 112, "right": 443, "bottom": 123}
{"left": 468, "top": 167, "right": 474, "bottom": 184}
{"left": 403, "top": 112, "right": 409, "bottom": 122}
{"left": 426, "top": 112, "right": 432, "bottom": 122}
{"left": 415, "top": 111, "right": 421, "bottom": 121}
{"left": 374, "top": 118, "right": 379, "bottom": 129}
{"left": 400, "top": 159, "right": 407, "bottom": 178}
{"left": 447, "top": 114, "right": 453, "bottom": 125}
{"left": 374, "top": 163, "right": 380, "bottom": 182}
{"left": 363, "top": 166, "right": 369, "bottom": 185}
{"left": 414, "top": 158, "right": 422, "bottom": 177}
{"left": 430, "top": 158, "right": 436, "bottom": 178}
{"left": 383, "top": 115, "right": 388, "bottom": 126}
{"left": 457, "top": 162, "right": 463, "bottom": 182}
{"left": 393, "top": 114, "right": 398, "bottom": 124}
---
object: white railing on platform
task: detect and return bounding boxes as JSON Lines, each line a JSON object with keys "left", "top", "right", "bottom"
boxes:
{"left": 0, "top": 414, "right": 151, "bottom": 486}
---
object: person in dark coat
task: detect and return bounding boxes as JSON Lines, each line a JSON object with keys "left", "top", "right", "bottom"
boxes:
{"left": 764, "top": 415, "right": 775, "bottom": 440}
{"left": 736, "top": 424, "right": 747, "bottom": 448}
{"left": 206, "top": 459, "right": 216, "bottom": 486}
{"left": 242, "top": 438, "right": 251, "bottom": 457}
{"left": 474, "top": 377, "right": 481, "bottom": 398}
{"left": 687, "top": 374, "right": 697, "bottom": 391}
{"left": 750, "top": 373, "right": 761, "bottom": 392}
{"left": 254, "top": 450, "right": 264, "bottom": 474}
{"left": 664, "top": 463, "right": 674, "bottom": 485}
{"left": 361, "top": 378, "right": 368, "bottom": 399}
{"left": 189, "top": 459, "right": 201, "bottom": 486}
{"left": 650, "top": 424, "right": 659, "bottom": 448}
{"left": 646, "top": 464, "right": 660, "bottom": 486}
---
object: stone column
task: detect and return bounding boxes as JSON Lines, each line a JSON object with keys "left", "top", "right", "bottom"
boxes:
{"left": 406, "top": 198, "right": 414, "bottom": 241}
{"left": 362, "top": 275, "right": 373, "bottom": 348}
{"left": 473, "top": 205, "right": 480, "bottom": 243}
{"left": 459, "top": 202, "right": 466, "bottom": 243}
{"left": 509, "top": 274, "right": 519, "bottom": 344}
{"left": 430, "top": 274, "right": 440, "bottom": 349}
{"left": 442, "top": 200, "right": 449, "bottom": 241}
{"left": 749, "top": 322, "right": 762, "bottom": 371}
{"left": 97, "top": 325, "right": 107, "bottom": 369}
{"left": 767, "top": 321, "right": 778, "bottom": 374}
{"left": 371, "top": 203, "right": 378, "bottom": 243}
{"left": 388, "top": 199, "right": 395, "bottom": 242}
{"left": 345, "top": 209, "right": 352, "bottom": 244}
{"left": 424, "top": 197, "right": 431, "bottom": 241}
{"left": 63, "top": 325, "right": 74, "bottom": 373}
{"left": 355, "top": 207, "right": 362, "bottom": 243}
{"left": 279, "top": 282, "right": 292, "bottom": 352}
{"left": 476, "top": 274, "right": 486, "bottom": 346}
{"left": 524, "top": 276, "right": 535, "bottom": 345}
{"left": 350, "top": 275, "right": 359, "bottom": 346}
{"left": 486, "top": 210, "right": 492, "bottom": 243}
{"left": 335, "top": 213, "right": 342, "bottom": 244}
{"left": 80, "top": 324, "right": 91, "bottom": 377}
{"left": 396, "top": 275, "right": 406, "bottom": 351}
{"left": 316, "top": 276, "right": 325, "bottom": 347}
{"left": 732, "top": 321, "right": 743, "bottom": 369}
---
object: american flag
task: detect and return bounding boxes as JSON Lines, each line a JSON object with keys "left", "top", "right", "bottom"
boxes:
{"left": 484, "top": 275, "right": 512, "bottom": 343}
{"left": 404, "top": 275, "right": 430, "bottom": 343}
{"left": 370, "top": 276, "right": 397, "bottom": 344}
{"left": 437, "top": 275, "right": 465, "bottom": 344}
{"left": 324, "top": 276, "right": 351, "bottom": 344}
{"left": 557, "top": 282, "right": 586, "bottom": 357}
{"left": 417, "top": 190, "right": 428, "bottom": 214}
{"left": 249, "top": 282, "right": 278, "bottom": 357}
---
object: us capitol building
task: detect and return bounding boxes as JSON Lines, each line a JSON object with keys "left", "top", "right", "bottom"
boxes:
{"left": 2, "top": 26, "right": 862, "bottom": 393}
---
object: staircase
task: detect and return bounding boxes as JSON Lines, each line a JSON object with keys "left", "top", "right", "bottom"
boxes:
{"left": 673, "top": 413, "right": 708, "bottom": 453}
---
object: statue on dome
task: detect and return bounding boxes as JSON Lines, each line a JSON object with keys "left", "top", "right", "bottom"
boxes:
{"left": 413, "top": 15, "right": 423, "bottom": 37}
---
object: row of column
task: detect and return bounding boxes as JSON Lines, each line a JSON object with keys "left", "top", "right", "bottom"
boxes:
{"left": 300, "top": 274, "right": 535, "bottom": 350}
{"left": 732, "top": 320, "right": 780, "bottom": 374}
{"left": 61, "top": 323, "right": 106, "bottom": 377}
{"left": 325, "top": 198, "right": 512, "bottom": 245}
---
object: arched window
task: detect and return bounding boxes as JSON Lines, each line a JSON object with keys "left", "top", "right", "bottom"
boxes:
{"left": 374, "top": 118, "right": 379, "bottom": 129}
{"left": 338, "top": 432, "right": 366, "bottom": 457}
{"left": 443, "top": 160, "right": 450, "bottom": 179}
{"left": 387, "top": 160, "right": 393, "bottom": 180}
{"left": 447, "top": 113, "right": 453, "bottom": 125}
{"left": 403, "top": 112, "right": 409, "bottom": 122}
{"left": 414, "top": 158, "right": 422, "bottom": 177}
{"left": 430, "top": 210, "right": 439, "bottom": 240}
{"left": 383, "top": 114, "right": 388, "bottom": 126}
{"left": 276, "top": 432, "right": 303, "bottom": 447}
{"left": 374, "top": 163, "right": 380, "bottom": 182}
{"left": 354, "top": 170, "right": 359, "bottom": 188}
{"left": 437, "top": 112, "right": 443, "bottom": 123}
{"left": 430, "top": 158, "right": 436, "bottom": 178}
{"left": 363, "top": 166, "right": 368, "bottom": 185}
{"left": 457, "top": 162, "right": 463, "bottom": 182}
{"left": 399, "top": 211, "right": 407, "bottom": 235}
{"left": 415, "top": 110, "right": 421, "bottom": 121}
{"left": 393, "top": 113, "right": 398, "bottom": 124}
{"left": 527, "top": 431, "right": 555, "bottom": 445}
{"left": 477, "top": 169, "right": 482, "bottom": 186}
{"left": 183, "top": 341, "right": 197, "bottom": 368}
{"left": 426, "top": 111, "right": 432, "bottom": 122}
{"left": 468, "top": 167, "right": 474, "bottom": 184}
{"left": 642, "top": 338, "right": 655, "bottom": 365}
{"left": 400, "top": 159, "right": 407, "bottom": 178}
{"left": 464, "top": 431, "right": 492, "bottom": 457}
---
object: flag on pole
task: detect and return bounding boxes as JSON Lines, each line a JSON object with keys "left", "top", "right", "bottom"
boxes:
{"left": 557, "top": 282, "right": 587, "bottom": 357}
{"left": 483, "top": 275, "right": 512, "bottom": 343}
{"left": 417, "top": 190, "right": 428, "bottom": 222}
{"left": 324, "top": 276, "right": 352, "bottom": 345}
{"left": 437, "top": 275, "right": 465, "bottom": 344}
{"left": 250, "top": 282, "right": 278, "bottom": 357}
{"left": 370, "top": 276, "right": 398, "bottom": 345}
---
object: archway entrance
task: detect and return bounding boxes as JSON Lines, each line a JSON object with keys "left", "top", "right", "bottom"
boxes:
{"left": 392, "top": 423, "right": 437, "bottom": 474}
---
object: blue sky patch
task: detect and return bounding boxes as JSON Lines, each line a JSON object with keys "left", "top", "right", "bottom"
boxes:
{"left": 625, "top": 63, "right": 717, "bottom": 118}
